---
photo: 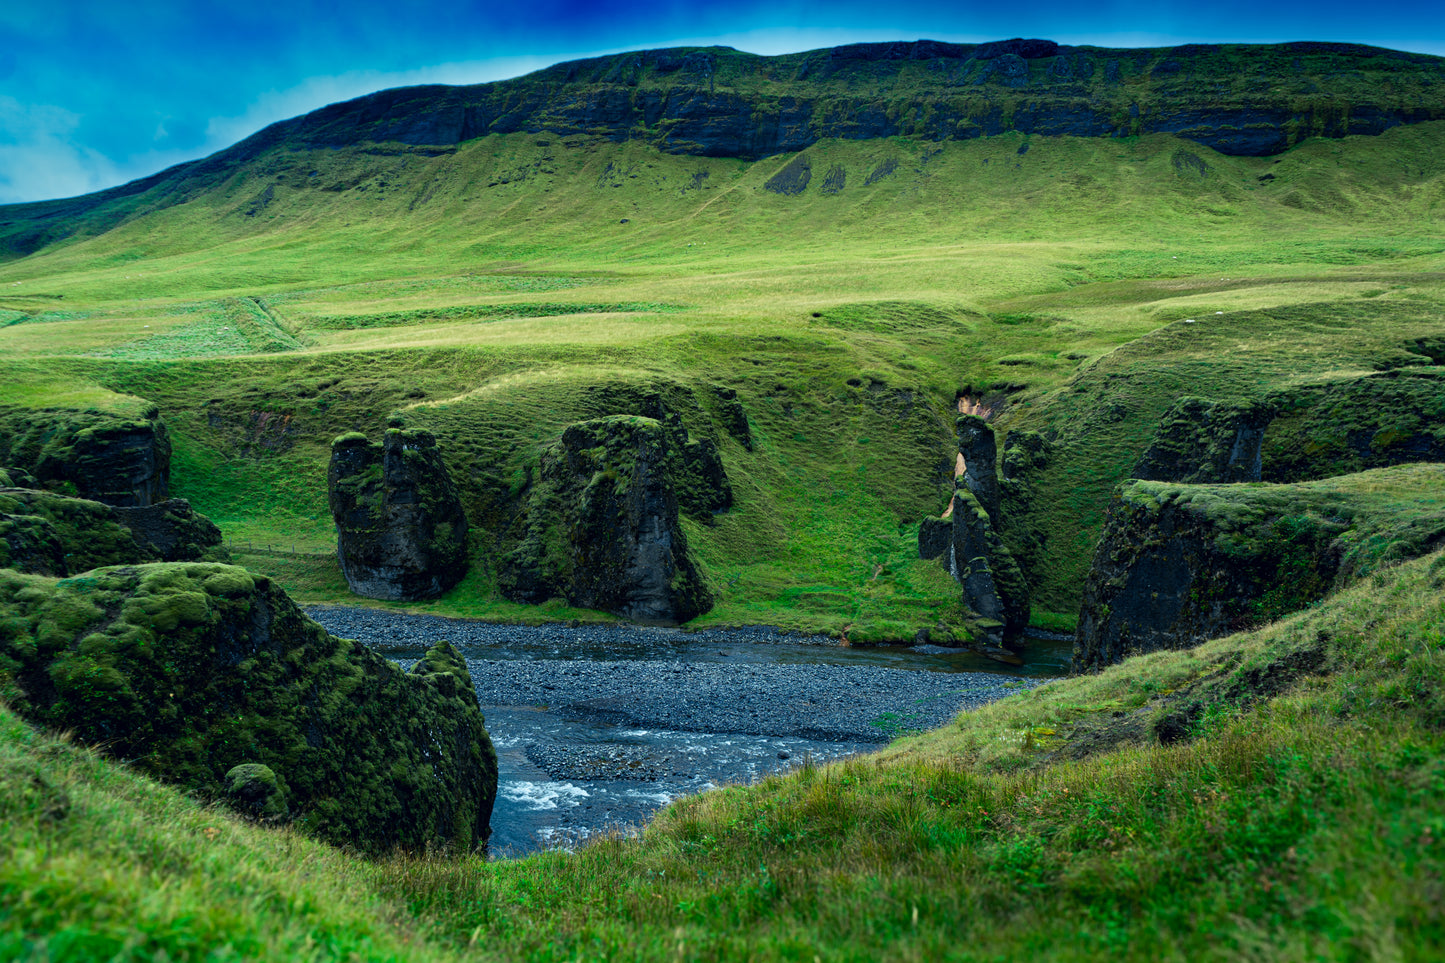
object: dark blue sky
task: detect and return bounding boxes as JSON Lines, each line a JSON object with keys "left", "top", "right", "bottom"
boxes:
{"left": 1, "top": 0, "right": 1441, "bottom": 203}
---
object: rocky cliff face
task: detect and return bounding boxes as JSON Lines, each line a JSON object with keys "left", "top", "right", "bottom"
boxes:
{"left": 281, "top": 41, "right": 1445, "bottom": 161}
{"left": 499, "top": 415, "right": 716, "bottom": 623}
{"left": 1073, "top": 467, "right": 1445, "bottom": 671}
{"left": 0, "top": 409, "right": 171, "bottom": 507}
{"left": 5, "top": 40, "right": 1442, "bottom": 260}
{"left": 0, "top": 562, "right": 497, "bottom": 854}
{"left": 1134, "top": 370, "right": 1445, "bottom": 488}
{"left": 1134, "top": 397, "right": 1277, "bottom": 483}
{"left": 0, "top": 487, "right": 223, "bottom": 576}
{"left": 1261, "top": 368, "right": 1445, "bottom": 482}
{"left": 918, "top": 416, "right": 1030, "bottom": 645}
{"left": 328, "top": 428, "right": 469, "bottom": 601}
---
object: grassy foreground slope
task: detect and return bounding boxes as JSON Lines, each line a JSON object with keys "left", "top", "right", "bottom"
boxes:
{"left": 4, "top": 544, "right": 1443, "bottom": 960}
{"left": 1, "top": 121, "right": 1443, "bottom": 633}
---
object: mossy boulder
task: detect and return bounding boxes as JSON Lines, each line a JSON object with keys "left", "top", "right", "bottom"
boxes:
{"left": 0, "top": 562, "right": 497, "bottom": 854}
{"left": 499, "top": 415, "right": 714, "bottom": 623}
{"left": 328, "top": 429, "right": 469, "bottom": 601}
{"left": 224, "top": 763, "right": 288, "bottom": 821}
{"left": 1073, "top": 465, "right": 1445, "bottom": 671}
{"left": 0, "top": 488, "right": 225, "bottom": 576}
{"left": 0, "top": 408, "right": 171, "bottom": 507}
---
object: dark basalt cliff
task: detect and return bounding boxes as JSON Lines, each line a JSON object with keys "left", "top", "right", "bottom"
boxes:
{"left": 0, "top": 487, "right": 223, "bottom": 576}
{"left": 0, "top": 562, "right": 497, "bottom": 854}
{"left": 0, "top": 409, "right": 171, "bottom": 507}
{"left": 3, "top": 39, "right": 1442, "bottom": 257}
{"left": 1073, "top": 467, "right": 1445, "bottom": 671}
{"left": 282, "top": 39, "right": 1445, "bottom": 160}
{"left": 328, "top": 428, "right": 470, "bottom": 601}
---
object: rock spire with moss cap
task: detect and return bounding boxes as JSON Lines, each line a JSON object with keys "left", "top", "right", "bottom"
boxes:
{"left": 328, "top": 427, "right": 469, "bottom": 601}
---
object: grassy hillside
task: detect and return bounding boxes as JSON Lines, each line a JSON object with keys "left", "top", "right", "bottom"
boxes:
{"left": 5, "top": 542, "right": 1442, "bottom": 960}
{"left": 1, "top": 122, "right": 1443, "bottom": 634}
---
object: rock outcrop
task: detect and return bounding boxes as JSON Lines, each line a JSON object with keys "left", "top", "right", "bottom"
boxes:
{"left": 1261, "top": 369, "right": 1445, "bottom": 482}
{"left": 1073, "top": 466, "right": 1445, "bottom": 671}
{"left": 1134, "top": 370, "right": 1445, "bottom": 488}
{"left": 0, "top": 562, "right": 497, "bottom": 854}
{"left": 947, "top": 490, "right": 1031, "bottom": 646}
{"left": 328, "top": 429, "right": 469, "bottom": 601}
{"left": 0, "top": 409, "right": 171, "bottom": 506}
{"left": 919, "top": 416, "right": 1030, "bottom": 645}
{"left": 499, "top": 415, "right": 715, "bottom": 623}
{"left": 957, "top": 414, "right": 1002, "bottom": 523}
{"left": 1134, "top": 397, "right": 1277, "bottom": 483}
{"left": 0, "top": 488, "right": 224, "bottom": 576}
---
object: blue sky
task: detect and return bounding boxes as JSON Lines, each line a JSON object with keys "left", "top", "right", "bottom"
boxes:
{"left": 1, "top": 0, "right": 1441, "bottom": 204}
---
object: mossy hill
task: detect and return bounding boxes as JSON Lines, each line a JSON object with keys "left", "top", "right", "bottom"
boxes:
{"left": 4, "top": 39, "right": 1445, "bottom": 259}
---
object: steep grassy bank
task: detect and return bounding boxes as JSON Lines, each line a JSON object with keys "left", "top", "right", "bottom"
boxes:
{"left": 5, "top": 545, "right": 1443, "bottom": 960}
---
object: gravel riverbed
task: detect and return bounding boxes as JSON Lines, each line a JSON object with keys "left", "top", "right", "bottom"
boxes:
{"left": 307, "top": 606, "right": 1044, "bottom": 744}
{"left": 305, "top": 605, "right": 1050, "bottom": 851}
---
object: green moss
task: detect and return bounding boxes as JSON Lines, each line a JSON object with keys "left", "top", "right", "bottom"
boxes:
{"left": 0, "top": 562, "right": 497, "bottom": 855}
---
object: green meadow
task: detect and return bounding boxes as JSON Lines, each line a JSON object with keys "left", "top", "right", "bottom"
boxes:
{"left": 3, "top": 123, "right": 1443, "bottom": 635}
{"left": 2, "top": 93, "right": 1445, "bottom": 959}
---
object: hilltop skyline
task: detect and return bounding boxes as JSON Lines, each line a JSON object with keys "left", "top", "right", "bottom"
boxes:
{"left": 2, "top": 0, "right": 1442, "bottom": 205}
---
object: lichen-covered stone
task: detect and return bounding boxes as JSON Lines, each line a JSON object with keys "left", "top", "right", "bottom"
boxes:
{"left": 328, "top": 429, "right": 469, "bottom": 600}
{"left": 0, "top": 409, "right": 171, "bottom": 506}
{"left": 499, "top": 415, "right": 714, "bottom": 623}
{"left": 947, "top": 490, "right": 1030, "bottom": 645}
{"left": 1134, "top": 396, "right": 1277, "bottom": 483}
{"left": 0, "top": 562, "right": 497, "bottom": 854}
{"left": 1073, "top": 466, "right": 1445, "bottom": 671}
{"left": 224, "top": 763, "right": 289, "bottom": 821}
{"left": 0, "top": 489, "right": 224, "bottom": 576}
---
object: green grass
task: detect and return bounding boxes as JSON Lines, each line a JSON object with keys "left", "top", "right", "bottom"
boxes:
{"left": 0, "top": 124, "right": 1442, "bottom": 633}
{"left": 2, "top": 53, "right": 1445, "bottom": 959}
{"left": 5, "top": 543, "right": 1443, "bottom": 960}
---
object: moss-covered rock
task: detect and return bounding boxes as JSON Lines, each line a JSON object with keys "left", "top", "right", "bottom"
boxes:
{"left": 1134, "top": 396, "right": 1277, "bottom": 483}
{"left": 956, "top": 415, "right": 1001, "bottom": 524}
{"left": 1073, "top": 465, "right": 1445, "bottom": 671}
{"left": 0, "top": 489, "right": 224, "bottom": 576}
{"left": 328, "top": 429, "right": 469, "bottom": 601}
{"left": 0, "top": 562, "right": 497, "bottom": 854}
{"left": 947, "top": 490, "right": 1030, "bottom": 645}
{"left": 0, "top": 408, "right": 171, "bottom": 507}
{"left": 499, "top": 415, "right": 714, "bottom": 623}
{"left": 1261, "top": 369, "right": 1445, "bottom": 482}
{"left": 224, "top": 763, "right": 289, "bottom": 821}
